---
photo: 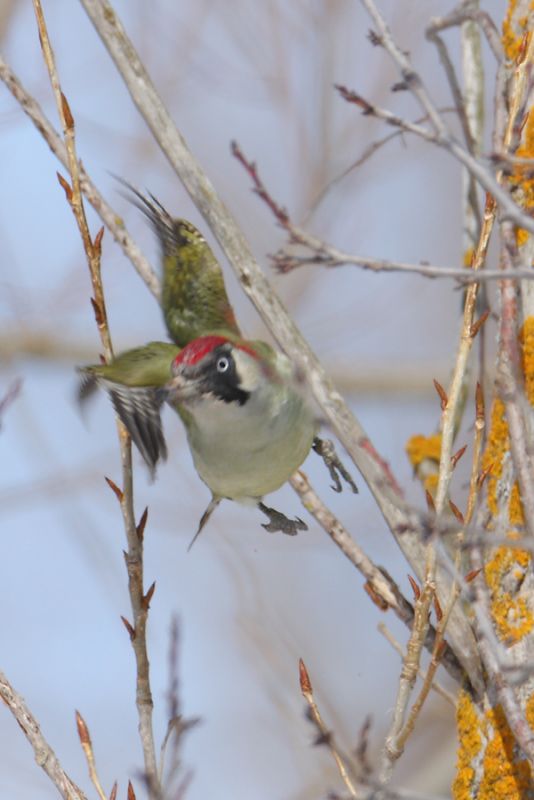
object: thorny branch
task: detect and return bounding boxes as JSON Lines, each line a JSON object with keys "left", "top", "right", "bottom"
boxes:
{"left": 31, "top": 1, "right": 160, "bottom": 794}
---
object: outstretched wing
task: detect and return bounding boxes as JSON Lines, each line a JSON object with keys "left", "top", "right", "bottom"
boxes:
{"left": 77, "top": 341, "right": 180, "bottom": 478}
{"left": 106, "top": 382, "right": 167, "bottom": 479}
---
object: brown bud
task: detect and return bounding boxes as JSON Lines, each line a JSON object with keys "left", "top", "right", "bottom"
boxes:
{"left": 299, "top": 658, "right": 312, "bottom": 696}
{"left": 425, "top": 490, "right": 436, "bottom": 513}
{"left": 105, "top": 476, "right": 123, "bottom": 503}
{"left": 56, "top": 171, "right": 72, "bottom": 202}
{"left": 465, "top": 568, "right": 482, "bottom": 584}
{"left": 120, "top": 616, "right": 136, "bottom": 641}
{"left": 94, "top": 227, "right": 104, "bottom": 254}
{"left": 478, "top": 463, "right": 493, "bottom": 489}
{"left": 470, "top": 310, "right": 489, "bottom": 339}
{"left": 143, "top": 581, "right": 156, "bottom": 611}
{"left": 75, "top": 710, "right": 90, "bottom": 746}
{"left": 449, "top": 500, "right": 465, "bottom": 524}
{"left": 90, "top": 297, "right": 105, "bottom": 327}
{"left": 451, "top": 445, "right": 467, "bottom": 469}
{"left": 136, "top": 507, "right": 148, "bottom": 542}
{"left": 61, "top": 92, "right": 74, "bottom": 131}
{"left": 433, "top": 379, "right": 448, "bottom": 410}
{"left": 364, "top": 581, "right": 389, "bottom": 611}
{"left": 407, "top": 574, "right": 421, "bottom": 600}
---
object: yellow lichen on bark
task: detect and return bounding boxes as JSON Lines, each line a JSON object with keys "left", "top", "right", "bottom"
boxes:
{"left": 405, "top": 433, "right": 441, "bottom": 495}
{"left": 479, "top": 319, "right": 534, "bottom": 645}
{"left": 502, "top": 0, "right": 533, "bottom": 61}
{"left": 405, "top": 432, "right": 441, "bottom": 495}
{"left": 405, "top": 433, "right": 442, "bottom": 467}
{"left": 479, "top": 704, "right": 532, "bottom": 798}
{"left": 453, "top": 690, "right": 483, "bottom": 800}
{"left": 482, "top": 318, "right": 534, "bottom": 526}
{"left": 484, "top": 541, "right": 533, "bottom": 644}
{"left": 511, "top": 107, "right": 534, "bottom": 246}
{"left": 521, "top": 316, "right": 534, "bottom": 400}
{"left": 454, "top": 692, "right": 534, "bottom": 799}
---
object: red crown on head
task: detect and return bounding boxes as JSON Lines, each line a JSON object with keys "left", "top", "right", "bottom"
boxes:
{"left": 172, "top": 335, "right": 260, "bottom": 369}
{"left": 173, "top": 336, "right": 229, "bottom": 368}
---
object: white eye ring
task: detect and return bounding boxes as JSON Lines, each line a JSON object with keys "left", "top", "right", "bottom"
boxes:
{"left": 216, "top": 356, "right": 230, "bottom": 373}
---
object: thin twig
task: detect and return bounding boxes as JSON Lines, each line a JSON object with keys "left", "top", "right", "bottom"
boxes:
{"left": 75, "top": 711, "right": 108, "bottom": 800}
{"left": 298, "top": 659, "right": 359, "bottom": 799}
{"left": 0, "top": 670, "right": 87, "bottom": 800}
{"left": 358, "top": 0, "right": 534, "bottom": 236}
{"left": 291, "top": 470, "right": 467, "bottom": 687}
{"left": 272, "top": 230, "right": 534, "bottom": 283}
{"left": 428, "top": 4, "right": 502, "bottom": 63}
{"left": 377, "top": 624, "right": 457, "bottom": 707}
{"left": 0, "top": 377, "right": 22, "bottom": 428}
{"left": 31, "top": 2, "right": 160, "bottom": 792}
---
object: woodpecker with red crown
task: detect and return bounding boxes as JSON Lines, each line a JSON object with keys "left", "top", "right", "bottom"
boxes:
{"left": 79, "top": 186, "right": 356, "bottom": 546}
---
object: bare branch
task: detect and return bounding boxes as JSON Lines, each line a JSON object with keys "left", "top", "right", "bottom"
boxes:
{"left": 0, "top": 670, "right": 87, "bottom": 800}
{"left": 290, "top": 471, "right": 467, "bottom": 686}
{"left": 358, "top": 0, "right": 534, "bottom": 235}
{"left": 428, "top": 4, "right": 503, "bottom": 63}
{"left": 31, "top": 1, "right": 160, "bottom": 791}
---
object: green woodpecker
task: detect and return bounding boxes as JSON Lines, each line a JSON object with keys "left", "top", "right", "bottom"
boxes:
{"left": 80, "top": 187, "right": 356, "bottom": 545}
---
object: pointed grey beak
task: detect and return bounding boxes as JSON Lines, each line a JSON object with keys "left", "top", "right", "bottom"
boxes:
{"left": 163, "top": 372, "right": 203, "bottom": 402}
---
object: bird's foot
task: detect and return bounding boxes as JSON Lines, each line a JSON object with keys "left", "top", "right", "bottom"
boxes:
{"left": 258, "top": 502, "right": 307, "bottom": 536}
{"left": 313, "top": 437, "right": 358, "bottom": 494}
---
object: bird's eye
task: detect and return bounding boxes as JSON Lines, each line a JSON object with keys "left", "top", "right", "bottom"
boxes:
{"left": 216, "top": 356, "right": 230, "bottom": 373}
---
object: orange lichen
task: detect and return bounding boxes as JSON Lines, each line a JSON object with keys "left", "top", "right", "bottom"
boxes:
{"left": 512, "top": 108, "right": 534, "bottom": 246}
{"left": 526, "top": 694, "right": 534, "bottom": 730}
{"left": 482, "top": 398, "right": 512, "bottom": 518}
{"left": 405, "top": 433, "right": 441, "bottom": 468}
{"left": 502, "top": 0, "right": 532, "bottom": 62}
{"left": 482, "top": 320, "right": 534, "bottom": 523}
{"left": 479, "top": 704, "right": 532, "bottom": 798}
{"left": 454, "top": 692, "right": 534, "bottom": 798}
{"left": 423, "top": 472, "right": 439, "bottom": 495}
{"left": 484, "top": 540, "right": 532, "bottom": 644}
{"left": 521, "top": 317, "right": 534, "bottom": 403}
{"left": 453, "top": 690, "right": 483, "bottom": 800}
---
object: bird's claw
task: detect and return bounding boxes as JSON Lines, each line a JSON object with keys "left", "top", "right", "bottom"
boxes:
{"left": 258, "top": 502, "right": 308, "bottom": 536}
{"left": 313, "top": 437, "right": 358, "bottom": 494}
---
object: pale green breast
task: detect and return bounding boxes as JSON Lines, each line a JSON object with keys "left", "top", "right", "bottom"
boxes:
{"left": 185, "top": 381, "right": 317, "bottom": 501}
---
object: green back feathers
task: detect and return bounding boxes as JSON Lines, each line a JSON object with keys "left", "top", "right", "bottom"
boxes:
{"left": 161, "top": 219, "right": 241, "bottom": 346}
{"left": 119, "top": 180, "right": 241, "bottom": 347}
